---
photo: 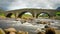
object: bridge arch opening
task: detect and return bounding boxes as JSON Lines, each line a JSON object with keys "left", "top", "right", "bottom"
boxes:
{"left": 37, "top": 12, "right": 50, "bottom": 19}
{"left": 18, "top": 11, "right": 33, "bottom": 19}
{"left": 6, "top": 13, "right": 15, "bottom": 18}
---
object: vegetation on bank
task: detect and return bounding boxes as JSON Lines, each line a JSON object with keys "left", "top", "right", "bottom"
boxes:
{"left": 0, "top": 9, "right": 6, "bottom": 18}
{"left": 0, "top": 13, "right": 6, "bottom": 18}
{"left": 10, "top": 14, "right": 15, "bottom": 18}
{"left": 38, "top": 13, "right": 49, "bottom": 18}
{"left": 21, "top": 14, "right": 33, "bottom": 19}
{"left": 55, "top": 12, "right": 60, "bottom": 20}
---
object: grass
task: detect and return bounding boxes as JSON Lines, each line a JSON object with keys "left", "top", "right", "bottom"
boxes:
{"left": 21, "top": 14, "right": 33, "bottom": 19}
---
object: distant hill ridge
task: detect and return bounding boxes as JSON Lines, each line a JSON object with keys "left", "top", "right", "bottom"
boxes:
{"left": 56, "top": 7, "right": 60, "bottom": 10}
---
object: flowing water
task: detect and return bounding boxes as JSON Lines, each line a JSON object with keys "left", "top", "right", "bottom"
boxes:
{"left": 0, "top": 18, "right": 60, "bottom": 34}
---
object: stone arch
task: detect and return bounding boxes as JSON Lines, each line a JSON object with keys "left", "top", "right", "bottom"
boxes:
{"left": 6, "top": 13, "right": 15, "bottom": 18}
{"left": 18, "top": 11, "right": 33, "bottom": 18}
{"left": 36, "top": 12, "right": 50, "bottom": 18}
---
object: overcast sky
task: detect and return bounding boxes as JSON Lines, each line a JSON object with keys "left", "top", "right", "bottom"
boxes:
{"left": 0, "top": 0, "right": 60, "bottom": 11}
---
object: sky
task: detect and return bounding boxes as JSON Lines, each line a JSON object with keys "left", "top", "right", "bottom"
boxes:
{"left": 25, "top": 12, "right": 32, "bottom": 15}
{"left": 0, "top": 0, "right": 60, "bottom": 11}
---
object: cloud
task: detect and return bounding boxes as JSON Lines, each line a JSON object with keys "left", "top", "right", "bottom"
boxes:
{"left": 0, "top": 0, "right": 60, "bottom": 10}
{"left": 0, "top": 0, "right": 14, "bottom": 10}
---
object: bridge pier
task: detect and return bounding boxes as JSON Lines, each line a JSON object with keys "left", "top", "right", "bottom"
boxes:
{"left": 15, "top": 12, "right": 19, "bottom": 19}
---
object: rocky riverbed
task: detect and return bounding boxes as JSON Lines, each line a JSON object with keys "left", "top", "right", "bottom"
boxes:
{"left": 0, "top": 18, "right": 60, "bottom": 34}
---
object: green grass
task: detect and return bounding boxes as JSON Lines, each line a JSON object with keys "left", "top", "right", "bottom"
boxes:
{"left": 0, "top": 13, "right": 4, "bottom": 16}
{"left": 21, "top": 14, "right": 33, "bottom": 19}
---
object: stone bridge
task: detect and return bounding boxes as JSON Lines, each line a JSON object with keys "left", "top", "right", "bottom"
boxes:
{"left": 1, "top": 9, "right": 60, "bottom": 19}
